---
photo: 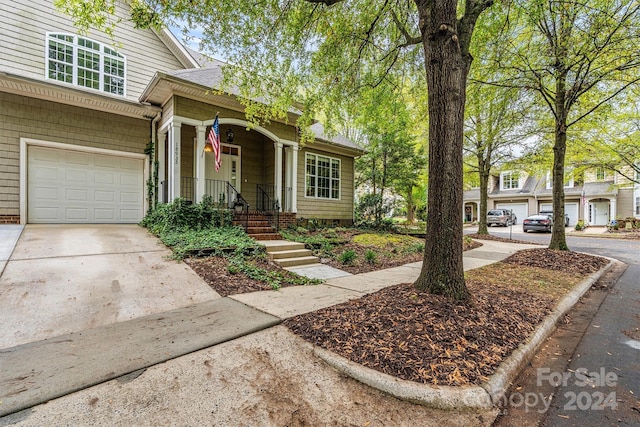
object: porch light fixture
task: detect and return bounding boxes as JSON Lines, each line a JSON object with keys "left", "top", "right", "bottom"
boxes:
{"left": 203, "top": 143, "right": 213, "bottom": 153}
{"left": 226, "top": 128, "right": 234, "bottom": 142}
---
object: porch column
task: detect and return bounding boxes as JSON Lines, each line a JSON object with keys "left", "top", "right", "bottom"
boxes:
{"left": 285, "top": 146, "right": 293, "bottom": 212}
{"left": 291, "top": 146, "right": 298, "bottom": 213}
{"left": 168, "top": 121, "right": 182, "bottom": 201}
{"left": 157, "top": 130, "right": 167, "bottom": 204}
{"left": 274, "top": 142, "right": 283, "bottom": 212}
{"left": 195, "top": 125, "right": 207, "bottom": 203}
{"left": 610, "top": 199, "right": 616, "bottom": 222}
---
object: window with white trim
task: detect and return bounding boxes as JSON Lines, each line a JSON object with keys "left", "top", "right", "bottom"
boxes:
{"left": 635, "top": 196, "right": 640, "bottom": 216}
{"left": 595, "top": 167, "right": 606, "bottom": 181}
{"left": 46, "top": 33, "right": 126, "bottom": 96}
{"left": 305, "top": 153, "right": 340, "bottom": 199}
{"left": 500, "top": 171, "right": 521, "bottom": 190}
{"left": 546, "top": 170, "right": 574, "bottom": 189}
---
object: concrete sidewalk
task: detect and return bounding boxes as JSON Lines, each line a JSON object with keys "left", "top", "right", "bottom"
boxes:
{"left": 0, "top": 225, "right": 23, "bottom": 276}
{"left": 0, "top": 238, "right": 538, "bottom": 419}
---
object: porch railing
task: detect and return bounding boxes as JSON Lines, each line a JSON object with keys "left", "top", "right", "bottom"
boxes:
{"left": 256, "top": 184, "right": 280, "bottom": 231}
{"left": 205, "top": 179, "right": 249, "bottom": 231}
{"left": 180, "top": 177, "right": 196, "bottom": 204}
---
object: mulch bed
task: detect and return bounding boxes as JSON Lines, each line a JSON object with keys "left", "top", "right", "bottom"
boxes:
{"left": 502, "top": 248, "right": 609, "bottom": 274}
{"left": 185, "top": 256, "right": 301, "bottom": 297}
{"left": 467, "top": 233, "right": 539, "bottom": 245}
{"left": 284, "top": 249, "right": 608, "bottom": 386}
{"left": 321, "top": 237, "right": 483, "bottom": 275}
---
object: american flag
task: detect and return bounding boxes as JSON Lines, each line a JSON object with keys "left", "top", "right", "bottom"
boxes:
{"left": 207, "top": 114, "right": 221, "bottom": 171}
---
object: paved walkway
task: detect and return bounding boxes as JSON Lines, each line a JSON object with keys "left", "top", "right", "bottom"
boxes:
{"left": 0, "top": 237, "right": 538, "bottom": 418}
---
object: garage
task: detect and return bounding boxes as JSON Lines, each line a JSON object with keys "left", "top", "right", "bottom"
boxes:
{"left": 540, "top": 203, "right": 579, "bottom": 226}
{"left": 27, "top": 145, "right": 145, "bottom": 223}
{"left": 495, "top": 203, "right": 528, "bottom": 224}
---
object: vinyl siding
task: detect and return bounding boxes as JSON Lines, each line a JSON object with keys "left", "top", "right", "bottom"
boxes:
{"left": 0, "top": 0, "right": 188, "bottom": 102}
{"left": 0, "top": 92, "right": 148, "bottom": 216}
{"left": 296, "top": 148, "right": 354, "bottom": 220}
{"left": 617, "top": 188, "right": 633, "bottom": 219}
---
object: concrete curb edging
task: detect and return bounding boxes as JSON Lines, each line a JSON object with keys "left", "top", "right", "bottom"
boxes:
{"left": 312, "top": 259, "right": 616, "bottom": 411}
{"left": 483, "top": 258, "right": 616, "bottom": 405}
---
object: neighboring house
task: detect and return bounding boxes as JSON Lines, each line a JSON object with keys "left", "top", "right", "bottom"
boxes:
{"left": 463, "top": 166, "right": 640, "bottom": 226}
{"left": 0, "top": 0, "right": 363, "bottom": 226}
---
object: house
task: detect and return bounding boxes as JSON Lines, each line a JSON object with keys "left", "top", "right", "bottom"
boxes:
{"left": 0, "top": 0, "right": 363, "bottom": 226}
{"left": 463, "top": 167, "right": 640, "bottom": 226}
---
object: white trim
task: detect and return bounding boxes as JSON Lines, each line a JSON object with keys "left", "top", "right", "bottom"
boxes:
{"left": 304, "top": 152, "right": 341, "bottom": 200}
{"left": 158, "top": 28, "right": 201, "bottom": 68}
{"left": 45, "top": 32, "right": 127, "bottom": 97}
{"left": 20, "top": 138, "right": 148, "bottom": 225}
{"left": 500, "top": 171, "right": 522, "bottom": 190}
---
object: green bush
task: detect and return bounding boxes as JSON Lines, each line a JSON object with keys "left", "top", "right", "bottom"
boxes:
{"left": 140, "top": 196, "right": 233, "bottom": 234}
{"left": 338, "top": 249, "right": 357, "bottom": 265}
{"left": 365, "top": 249, "right": 377, "bottom": 264}
{"left": 574, "top": 220, "right": 586, "bottom": 231}
{"left": 159, "top": 226, "right": 262, "bottom": 260}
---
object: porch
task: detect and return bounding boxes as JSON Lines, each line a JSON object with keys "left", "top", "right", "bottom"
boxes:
{"left": 156, "top": 117, "right": 300, "bottom": 217}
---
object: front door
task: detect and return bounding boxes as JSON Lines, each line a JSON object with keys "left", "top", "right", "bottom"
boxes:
{"left": 205, "top": 144, "right": 241, "bottom": 204}
{"left": 590, "top": 201, "right": 609, "bottom": 225}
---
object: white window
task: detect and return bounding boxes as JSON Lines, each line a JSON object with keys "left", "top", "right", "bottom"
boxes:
{"left": 635, "top": 196, "right": 640, "bottom": 216}
{"left": 546, "top": 170, "right": 574, "bottom": 189}
{"left": 305, "top": 153, "right": 340, "bottom": 199}
{"left": 595, "top": 167, "right": 606, "bottom": 181}
{"left": 501, "top": 171, "right": 521, "bottom": 190}
{"left": 46, "top": 33, "right": 126, "bottom": 96}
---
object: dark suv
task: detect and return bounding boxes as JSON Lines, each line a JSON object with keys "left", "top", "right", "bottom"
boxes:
{"left": 539, "top": 210, "right": 570, "bottom": 227}
{"left": 487, "top": 209, "right": 517, "bottom": 227}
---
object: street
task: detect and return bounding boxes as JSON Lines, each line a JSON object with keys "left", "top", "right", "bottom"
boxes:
{"left": 469, "top": 226, "right": 640, "bottom": 426}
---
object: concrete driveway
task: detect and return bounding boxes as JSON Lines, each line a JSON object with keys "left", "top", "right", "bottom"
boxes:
{"left": 0, "top": 225, "right": 220, "bottom": 349}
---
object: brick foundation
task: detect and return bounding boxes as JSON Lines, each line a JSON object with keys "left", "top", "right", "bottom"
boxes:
{"left": 0, "top": 216, "right": 20, "bottom": 224}
{"left": 277, "top": 213, "right": 297, "bottom": 230}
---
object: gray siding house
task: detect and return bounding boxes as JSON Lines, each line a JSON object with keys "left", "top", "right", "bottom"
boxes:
{"left": 0, "top": 0, "right": 362, "bottom": 225}
{"left": 464, "top": 168, "right": 640, "bottom": 226}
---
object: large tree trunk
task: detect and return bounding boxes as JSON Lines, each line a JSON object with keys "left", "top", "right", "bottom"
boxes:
{"left": 549, "top": 71, "right": 570, "bottom": 250}
{"left": 414, "top": 0, "right": 470, "bottom": 300}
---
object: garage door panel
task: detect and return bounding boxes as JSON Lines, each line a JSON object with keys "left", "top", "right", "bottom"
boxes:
{"left": 95, "top": 172, "right": 115, "bottom": 185}
{"left": 28, "top": 145, "right": 143, "bottom": 223}
{"left": 496, "top": 203, "right": 528, "bottom": 222}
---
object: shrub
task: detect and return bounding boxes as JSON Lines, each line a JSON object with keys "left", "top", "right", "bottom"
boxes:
{"left": 141, "top": 197, "right": 233, "bottom": 234}
{"left": 574, "top": 220, "right": 586, "bottom": 231}
{"left": 365, "top": 249, "right": 377, "bottom": 264}
{"left": 338, "top": 249, "right": 357, "bottom": 265}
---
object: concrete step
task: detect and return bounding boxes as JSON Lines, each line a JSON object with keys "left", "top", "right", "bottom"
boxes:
{"left": 268, "top": 248, "right": 313, "bottom": 260}
{"left": 273, "top": 255, "right": 320, "bottom": 268}
{"left": 260, "top": 241, "right": 306, "bottom": 252}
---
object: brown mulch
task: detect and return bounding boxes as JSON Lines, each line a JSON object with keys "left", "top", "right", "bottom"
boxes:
{"left": 284, "top": 249, "right": 609, "bottom": 386}
{"left": 185, "top": 256, "right": 301, "bottom": 297}
{"left": 502, "top": 248, "right": 610, "bottom": 274}
{"left": 467, "top": 232, "right": 540, "bottom": 245}
{"left": 322, "top": 237, "right": 483, "bottom": 275}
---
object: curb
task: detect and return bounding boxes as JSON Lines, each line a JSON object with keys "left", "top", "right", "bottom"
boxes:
{"left": 312, "top": 259, "right": 617, "bottom": 411}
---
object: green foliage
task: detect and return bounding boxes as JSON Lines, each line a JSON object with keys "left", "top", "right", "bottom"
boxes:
{"left": 364, "top": 249, "right": 377, "bottom": 264}
{"left": 158, "top": 227, "right": 261, "bottom": 260}
{"left": 140, "top": 197, "right": 233, "bottom": 234}
{"left": 140, "top": 197, "right": 252, "bottom": 260}
{"left": 574, "top": 220, "right": 587, "bottom": 231}
{"left": 227, "top": 255, "right": 322, "bottom": 290}
{"left": 338, "top": 249, "right": 357, "bottom": 265}
{"left": 279, "top": 227, "right": 349, "bottom": 256}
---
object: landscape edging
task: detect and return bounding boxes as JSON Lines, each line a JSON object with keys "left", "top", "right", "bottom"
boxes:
{"left": 312, "top": 258, "right": 616, "bottom": 411}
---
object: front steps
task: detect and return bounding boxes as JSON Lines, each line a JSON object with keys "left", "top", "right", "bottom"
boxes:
{"left": 259, "top": 240, "right": 320, "bottom": 268}
{"left": 233, "top": 212, "right": 281, "bottom": 240}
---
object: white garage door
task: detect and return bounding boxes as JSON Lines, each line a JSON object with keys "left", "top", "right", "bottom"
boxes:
{"left": 28, "top": 145, "right": 144, "bottom": 223}
{"left": 540, "top": 203, "right": 579, "bottom": 226}
{"left": 496, "top": 203, "right": 528, "bottom": 223}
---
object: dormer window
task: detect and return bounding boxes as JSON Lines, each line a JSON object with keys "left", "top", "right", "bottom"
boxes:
{"left": 546, "top": 170, "right": 574, "bottom": 189}
{"left": 501, "top": 171, "right": 521, "bottom": 190}
{"left": 595, "top": 167, "right": 606, "bottom": 181}
{"left": 46, "top": 33, "right": 126, "bottom": 96}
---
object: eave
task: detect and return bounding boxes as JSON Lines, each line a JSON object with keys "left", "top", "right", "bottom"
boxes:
{"left": 0, "top": 72, "right": 161, "bottom": 119}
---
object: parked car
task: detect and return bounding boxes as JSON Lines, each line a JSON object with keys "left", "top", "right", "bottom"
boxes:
{"left": 523, "top": 214, "right": 553, "bottom": 232}
{"left": 539, "top": 210, "right": 570, "bottom": 227}
{"left": 487, "top": 209, "right": 517, "bottom": 227}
